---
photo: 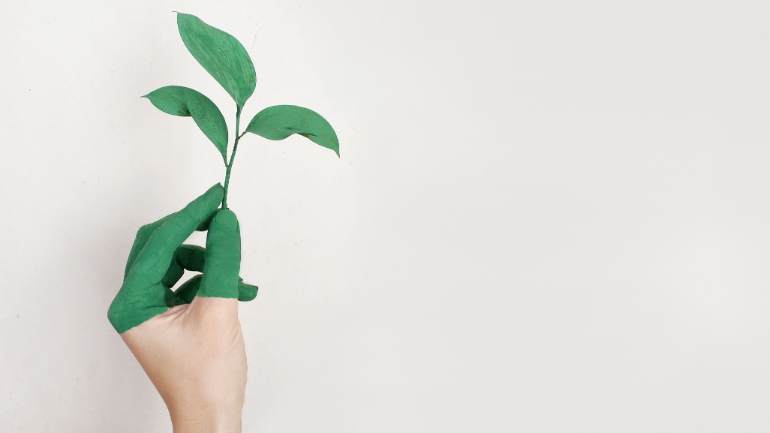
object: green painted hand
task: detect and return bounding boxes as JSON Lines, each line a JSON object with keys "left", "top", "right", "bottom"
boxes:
{"left": 108, "top": 184, "right": 257, "bottom": 333}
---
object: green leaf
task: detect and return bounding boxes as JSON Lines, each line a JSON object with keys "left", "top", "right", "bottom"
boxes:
{"left": 176, "top": 13, "right": 256, "bottom": 108}
{"left": 245, "top": 105, "right": 340, "bottom": 156}
{"left": 143, "top": 86, "right": 228, "bottom": 160}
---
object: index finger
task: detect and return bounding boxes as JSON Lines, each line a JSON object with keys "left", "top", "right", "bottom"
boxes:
{"left": 126, "top": 184, "right": 224, "bottom": 286}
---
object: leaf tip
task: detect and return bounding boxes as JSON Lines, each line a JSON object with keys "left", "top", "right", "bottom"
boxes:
{"left": 329, "top": 137, "right": 340, "bottom": 158}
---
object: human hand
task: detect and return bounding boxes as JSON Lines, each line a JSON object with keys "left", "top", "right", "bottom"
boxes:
{"left": 108, "top": 184, "right": 256, "bottom": 433}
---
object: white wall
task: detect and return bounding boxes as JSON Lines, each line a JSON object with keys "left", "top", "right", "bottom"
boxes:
{"left": 1, "top": 0, "right": 769, "bottom": 431}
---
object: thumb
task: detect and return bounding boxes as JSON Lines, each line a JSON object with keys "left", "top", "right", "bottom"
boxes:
{"left": 197, "top": 209, "right": 241, "bottom": 298}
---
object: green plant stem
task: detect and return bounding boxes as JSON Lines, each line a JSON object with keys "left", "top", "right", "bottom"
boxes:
{"left": 222, "top": 106, "right": 242, "bottom": 209}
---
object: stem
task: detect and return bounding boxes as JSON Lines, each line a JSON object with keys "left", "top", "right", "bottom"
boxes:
{"left": 222, "top": 105, "right": 242, "bottom": 209}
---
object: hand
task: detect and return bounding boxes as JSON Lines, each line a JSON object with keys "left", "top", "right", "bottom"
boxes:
{"left": 108, "top": 184, "right": 257, "bottom": 433}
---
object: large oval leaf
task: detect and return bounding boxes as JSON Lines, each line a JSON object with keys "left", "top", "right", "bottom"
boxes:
{"left": 143, "top": 85, "right": 228, "bottom": 160}
{"left": 245, "top": 105, "right": 339, "bottom": 156}
{"left": 177, "top": 13, "right": 256, "bottom": 108}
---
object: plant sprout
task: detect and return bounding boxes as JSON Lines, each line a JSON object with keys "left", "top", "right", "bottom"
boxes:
{"left": 143, "top": 13, "right": 339, "bottom": 208}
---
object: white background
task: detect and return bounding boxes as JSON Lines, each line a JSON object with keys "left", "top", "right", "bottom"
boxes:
{"left": 1, "top": 0, "right": 769, "bottom": 432}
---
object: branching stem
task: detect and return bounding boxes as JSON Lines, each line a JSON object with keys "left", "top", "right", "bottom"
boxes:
{"left": 222, "top": 105, "right": 242, "bottom": 209}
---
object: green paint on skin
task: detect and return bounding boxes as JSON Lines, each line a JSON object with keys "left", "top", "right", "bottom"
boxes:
{"left": 108, "top": 185, "right": 257, "bottom": 333}
{"left": 199, "top": 209, "right": 241, "bottom": 297}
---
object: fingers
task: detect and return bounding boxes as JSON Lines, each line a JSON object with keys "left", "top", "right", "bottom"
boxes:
{"left": 196, "top": 211, "right": 217, "bottom": 231}
{"left": 123, "top": 215, "right": 170, "bottom": 276}
{"left": 110, "top": 185, "right": 226, "bottom": 333}
{"left": 162, "top": 241, "right": 257, "bottom": 304}
{"left": 197, "top": 209, "right": 241, "bottom": 299}
{"left": 124, "top": 188, "right": 213, "bottom": 277}
{"left": 238, "top": 279, "right": 258, "bottom": 301}
{"left": 172, "top": 274, "right": 258, "bottom": 304}
{"left": 161, "top": 244, "right": 205, "bottom": 287}
{"left": 175, "top": 244, "right": 206, "bottom": 271}
{"left": 126, "top": 184, "right": 224, "bottom": 287}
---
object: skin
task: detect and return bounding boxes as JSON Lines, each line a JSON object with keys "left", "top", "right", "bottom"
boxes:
{"left": 122, "top": 298, "right": 246, "bottom": 433}
{"left": 108, "top": 184, "right": 255, "bottom": 433}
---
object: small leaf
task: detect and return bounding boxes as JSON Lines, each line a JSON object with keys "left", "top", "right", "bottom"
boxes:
{"left": 177, "top": 13, "right": 256, "bottom": 108}
{"left": 143, "top": 86, "right": 228, "bottom": 160}
{"left": 245, "top": 105, "right": 339, "bottom": 156}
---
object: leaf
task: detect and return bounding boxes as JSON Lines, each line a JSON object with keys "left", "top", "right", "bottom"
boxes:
{"left": 176, "top": 13, "right": 256, "bottom": 108}
{"left": 245, "top": 105, "right": 340, "bottom": 156}
{"left": 143, "top": 86, "right": 228, "bottom": 160}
